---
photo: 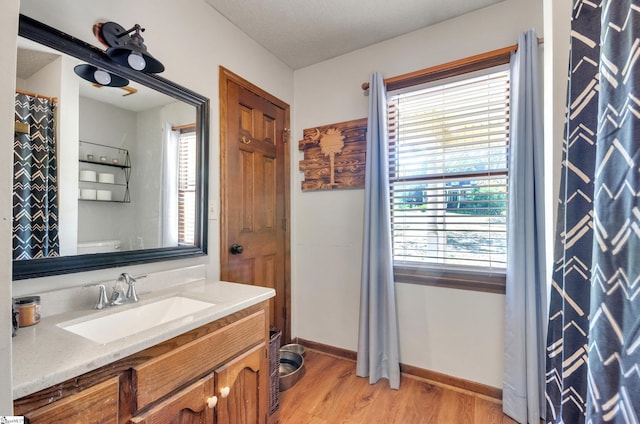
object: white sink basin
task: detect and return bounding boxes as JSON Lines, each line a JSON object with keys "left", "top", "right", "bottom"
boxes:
{"left": 58, "top": 296, "right": 215, "bottom": 344}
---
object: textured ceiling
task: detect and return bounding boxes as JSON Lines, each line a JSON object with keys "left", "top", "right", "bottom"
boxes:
{"left": 203, "top": 0, "right": 506, "bottom": 69}
{"left": 16, "top": 48, "right": 59, "bottom": 80}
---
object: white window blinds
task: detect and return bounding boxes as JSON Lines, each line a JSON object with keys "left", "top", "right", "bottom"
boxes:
{"left": 178, "top": 131, "right": 196, "bottom": 244}
{"left": 387, "top": 67, "right": 510, "bottom": 275}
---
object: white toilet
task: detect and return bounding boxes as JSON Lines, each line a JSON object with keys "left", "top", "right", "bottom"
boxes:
{"left": 77, "top": 240, "right": 122, "bottom": 254}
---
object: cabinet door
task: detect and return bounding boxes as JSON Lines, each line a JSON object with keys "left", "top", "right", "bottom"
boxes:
{"left": 214, "top": 343, "right": 267, "bottom": 424}
{"left": 24, "top": 377, "right": 119, "bottom": 424}
{"left": 129, "top": 374, "right": 215, "bottom": 424}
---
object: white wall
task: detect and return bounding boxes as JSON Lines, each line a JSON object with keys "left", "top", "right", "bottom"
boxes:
{"left": 134, "top": 101, "right": 194, "bottom": 249}
{"left": 544, "top": 0, "right": 572, "bottom": 286}
{"left": 135, "top": 106, "right": 164, "bottom": 249}
{"left": 78, "top": 96, "right": 137, "bottom": 246}
{"left": 0, "top": 0, "right": 19, "bottom": 413}
{"left": 57, "top": 56, "right": 81, "bottom": 257}
{"left": 292, "top": 0, "right": 544, "bottom": 388}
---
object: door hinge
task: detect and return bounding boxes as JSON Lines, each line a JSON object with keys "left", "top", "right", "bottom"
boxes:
{"left": 282, "top": 218, "right": 287, "bottom": 231}
{"left": 282, "top": 306, "right": 287, "bottom": 321}
{"left": 283, "top": 128, "right": 290, "bottom": 143}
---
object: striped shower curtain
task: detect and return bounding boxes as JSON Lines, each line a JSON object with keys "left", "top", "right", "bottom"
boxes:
{"left": 545, "top": 1, "right": 640, "bottom": 422}
{"left": 13, "top": 93, "right": 59, "bottom": 260}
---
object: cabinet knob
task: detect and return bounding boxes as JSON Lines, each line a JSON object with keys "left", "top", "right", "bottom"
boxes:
{"left": 220, "top": 386, "right": 231, "bottom": 398}
{"left": 206, "top": 396, "right": 218, "bottom": 409}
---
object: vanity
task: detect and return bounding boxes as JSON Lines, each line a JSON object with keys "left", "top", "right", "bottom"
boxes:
{"left": 12, "top": 274, "right": 275, "bottom": 424}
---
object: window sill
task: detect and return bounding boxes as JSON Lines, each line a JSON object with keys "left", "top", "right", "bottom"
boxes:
{"left": 393, "top": 264, "right": 506, "bottom": 294}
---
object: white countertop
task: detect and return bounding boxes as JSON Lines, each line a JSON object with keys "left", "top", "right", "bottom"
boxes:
{"left": 12, "top": 280, "right": 275, "bottom": 399}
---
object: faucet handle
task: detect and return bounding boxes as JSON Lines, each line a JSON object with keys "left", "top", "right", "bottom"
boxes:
{"left": 93, "top": 284, "right": 109, "bottom": 310}
{"left": 109, "top": 276, "right": 127, "bottom": 306}
{"left": 109, "top": 286, "right": 126, "bottom": 306}
{"left": 125, "top": 279, "right": 139, "bottom": 303}
{"left": 122, "top": 273, "right": 139, "bottom": 303}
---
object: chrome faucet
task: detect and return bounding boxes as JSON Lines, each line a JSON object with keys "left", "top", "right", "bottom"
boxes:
{"left": 109, "top": 273, "right": 139, "bottom": 306}
{"left": 90, "top": 273, "right": 141, "bottom": 309}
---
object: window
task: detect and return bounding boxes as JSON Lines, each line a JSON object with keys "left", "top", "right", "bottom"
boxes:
{"left": 177, "top": 129, "right": 196, "bottom": 244}
{"left": 387, "top": 65, "right": 510, "bottom": 293}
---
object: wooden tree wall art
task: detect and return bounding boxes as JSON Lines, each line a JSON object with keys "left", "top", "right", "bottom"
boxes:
{"left": 298, "top": 118, "right": 367, "bottom": 191}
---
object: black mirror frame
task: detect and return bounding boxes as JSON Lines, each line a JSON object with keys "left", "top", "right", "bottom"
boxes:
{"left": 13, "top": 14, "right": 209, "bottom": 280}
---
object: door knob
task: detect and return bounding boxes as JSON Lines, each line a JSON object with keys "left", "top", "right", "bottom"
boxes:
{"left": 230, "top": 244, "right": 244, "bottom": 255}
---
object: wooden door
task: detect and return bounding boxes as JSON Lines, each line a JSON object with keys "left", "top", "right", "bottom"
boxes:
{"left": 214, "top": 343, "right": 267, "bottom": 424}
{"left": 220, "top": 67, "right": 290, "bottom": 343}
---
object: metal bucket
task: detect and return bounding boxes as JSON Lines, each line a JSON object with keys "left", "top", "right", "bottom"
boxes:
{"left": 279, "top": 349, "right": 304, "bottom": 391}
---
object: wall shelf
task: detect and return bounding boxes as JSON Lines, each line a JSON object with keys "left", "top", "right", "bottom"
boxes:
{"left": 79, "top": 159, "right": 131, "bottom": 169}
{"left": 79, "top": 141, "right": 131, "bottom": 203}
{"left": 78, "top": 199, "right": 130, "bottom": 203}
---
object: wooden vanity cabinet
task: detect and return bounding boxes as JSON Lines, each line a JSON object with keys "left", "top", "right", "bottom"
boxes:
{"left": 14, "top": 301, "right": 270, "bottom": 424}
{"left": 130, "top": 343, "right": 268, "bottom": 424}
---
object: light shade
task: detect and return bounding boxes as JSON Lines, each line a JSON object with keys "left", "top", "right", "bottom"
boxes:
{"left": 99, "top": 22, "right": 165, "bottom": 74}
{"left": 73, "top": 64, "right": 129, "bottom": 87}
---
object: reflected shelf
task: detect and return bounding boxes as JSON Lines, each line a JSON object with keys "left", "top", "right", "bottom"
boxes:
{"left": 79, "top": 159, "right": 131, "bottom": 169}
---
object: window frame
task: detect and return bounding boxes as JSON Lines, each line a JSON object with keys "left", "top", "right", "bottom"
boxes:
{"left": 386, "top": 52, "right": 512, "bottom": 294}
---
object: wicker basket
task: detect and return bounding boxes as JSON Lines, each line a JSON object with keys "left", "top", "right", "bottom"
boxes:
{"left": 269, "top": 330, "right": 281, "bottom": 414}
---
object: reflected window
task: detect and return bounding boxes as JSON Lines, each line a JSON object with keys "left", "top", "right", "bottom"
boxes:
{"left": 177, "top": 128, "right": 196, "bottom": 245}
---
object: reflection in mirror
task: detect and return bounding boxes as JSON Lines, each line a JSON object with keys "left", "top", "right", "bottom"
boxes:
{"left": 75, "top": 78, "right": 197, "bottom": 255}
{"left": 13, "top": 15, "right": 209, "bottom": 280}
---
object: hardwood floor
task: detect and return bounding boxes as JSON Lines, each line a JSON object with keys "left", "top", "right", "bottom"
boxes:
{"left": 271, "top": 350, "right": 518, "bottom": 424}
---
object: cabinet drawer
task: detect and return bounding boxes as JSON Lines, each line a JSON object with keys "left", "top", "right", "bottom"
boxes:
{"left": 129, "top": 374, "right": 214, "bottom": 424}
{"left": 24, "top": 377, "right": 119, "bottom": 424}
{"left": 133, "top": 309, "right": 265, "bottom": 410}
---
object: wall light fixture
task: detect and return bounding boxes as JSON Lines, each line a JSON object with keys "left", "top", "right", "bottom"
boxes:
{"left": 73, "top": 64, "right": 129, "bottom": 87}
{"left": 95, "top": 22, "right": 165, "bottom": 73}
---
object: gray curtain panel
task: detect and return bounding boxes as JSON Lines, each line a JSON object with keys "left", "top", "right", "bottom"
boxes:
{"left": 13, "top": 93, "right": 59, "bottom": 260}
{"left": 546, "top": 1, "right": 640, "bottom": 422}
{"left": 356, "top": 72, "right": 401, "bottom": 390}
{"left": 502, "top": 29, "right": 547, "bottom": 424}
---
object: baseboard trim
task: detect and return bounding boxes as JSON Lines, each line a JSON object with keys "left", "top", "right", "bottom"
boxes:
{"left": 295, "top": 338, "right": 358, "bottom": 360}
{"left": 295, "top": 338, "right": 502, "bottom": 400}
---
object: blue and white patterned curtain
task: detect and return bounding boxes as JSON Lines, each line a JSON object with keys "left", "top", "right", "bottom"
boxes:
{"left": 546, "top": 1, "right": 640, "bottom": 422}
{"left": 13, "top": 93, "right": 59, "bottom": 260}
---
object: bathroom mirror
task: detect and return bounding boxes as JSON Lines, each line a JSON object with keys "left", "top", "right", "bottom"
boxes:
{"left": 13, "top": 14, "right": 209, "bottom": 280}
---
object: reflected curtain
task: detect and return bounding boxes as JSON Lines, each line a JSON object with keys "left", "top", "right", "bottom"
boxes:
{"left": 546, "top": 1, "right": 640, "bottom": 422}
{"left": 13, "top": 93, "right": 59, "bottom": 260}
{"left": 160, "top": 123, "right": 179, "bottom": 247}
{"left": 356, "top": 72, "right": 401, "bottom": 390}
{"left": 502, "top": 30, "right": 547, "bottom": 424}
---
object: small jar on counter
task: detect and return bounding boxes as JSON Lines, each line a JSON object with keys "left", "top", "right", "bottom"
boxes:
{"left": 14, "top": 295, "right": 41, "bottom": 327}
